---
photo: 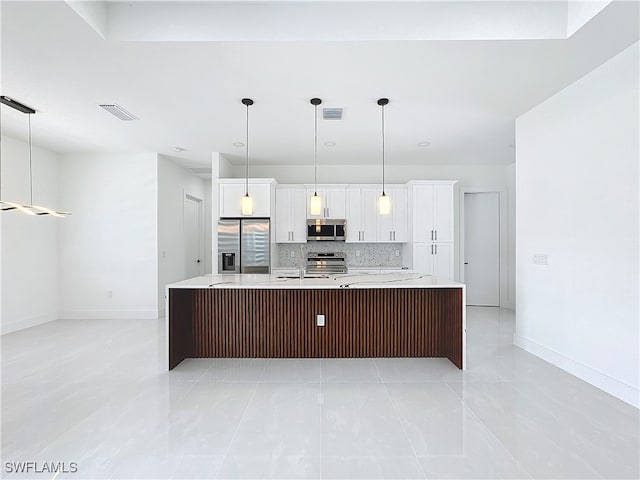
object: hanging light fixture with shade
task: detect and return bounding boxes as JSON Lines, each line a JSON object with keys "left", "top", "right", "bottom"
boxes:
{"left": 0, "top": 96, "right": 70, "bottom": 217}
{"left": 241, "top": 98, "right": 254, "bottom": 216}
{"left": 309, "top": 97, "right": 322, "bottom": 216}
{"left": 377, "top": 98, "right": 391, "bottom": 215}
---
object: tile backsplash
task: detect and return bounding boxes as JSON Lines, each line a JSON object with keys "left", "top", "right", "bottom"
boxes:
{"left": 277, "top": 243, "right": 404, "bottom": 268}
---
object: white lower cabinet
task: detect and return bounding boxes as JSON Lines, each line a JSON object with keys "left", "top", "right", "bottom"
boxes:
{"left": 412, "top": 242, "right": 454, "bottom": 281}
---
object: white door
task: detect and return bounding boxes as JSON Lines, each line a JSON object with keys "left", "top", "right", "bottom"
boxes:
{"left": 325, "top": 188, "right": 346, "bottom": 219}
{"left": 275, "top": 189, "right": 291, "bottom": 243}
{"left": 432, "top": 243, "right": 454, "bottom": 281}
{"left": 291, "top": 188, "right": 308, "bottom": 242}
{"left": 392, "top": 188, "right": 408, "bottom": 242}
{"left": 184, "top": 196, "right": 202, "bottom": 278}
{"left": 464, "top": 192, "right": 500, "bottom": 306}
{"left": 413, "top": 185, "right": 434, "bottom": 241}
{"left": 346, "top": 188, "right": 362, "bottom": 242}
{"left": 433, "top": 184, "right": 454, "bottom": 242}
{"left": 361, "top": 188, "right": 378, "bottom": 242}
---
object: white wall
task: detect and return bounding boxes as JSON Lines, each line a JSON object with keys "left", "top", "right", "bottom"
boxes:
{"left": 506, "top": 163, "right": 516, "bottom": 309}
{"left": 58, "top": 153, "right": 159, "bottom": 319}
{"left": 234, "top": 163, "right": 508, "bottom": 188}
{"left": 0, "top": 136, "right": 60, "bottom": 334}
{"left": 515, "top": 43, "right": 639, "bottom": 407}
{"left": 157, "top": 155, "right": 207, "bottom": 316}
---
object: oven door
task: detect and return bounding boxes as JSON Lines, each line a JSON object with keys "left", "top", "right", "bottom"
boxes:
{"left": 307, "top": 222, "right": 336, "bottom": 241}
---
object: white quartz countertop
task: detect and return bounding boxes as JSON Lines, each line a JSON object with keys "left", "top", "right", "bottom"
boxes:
{"left": 167, "top": 273, "right": 463, "bottom": 290}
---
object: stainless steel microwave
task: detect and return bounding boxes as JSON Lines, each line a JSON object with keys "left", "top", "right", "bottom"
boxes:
{"left": 307, "top": 219, "right": 346, "bottom": 241}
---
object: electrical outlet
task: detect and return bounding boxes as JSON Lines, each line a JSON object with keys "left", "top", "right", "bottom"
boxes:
{"left": 107, "top": 290, "right": 113, "bottom": 298}
{"left": 395, "top": 249, "right": 400, "bottom": 257}
{"left": 533, "top": 254, "right": 549, "bottom": 265}
{"left": 356, "top": 250, "right": 361, "bottom": 257}
{"left": 290, "top": 251, "right": 295, "bottom": 258}
{"left": 316, "top": 314, "right": 325, "bottom": 327}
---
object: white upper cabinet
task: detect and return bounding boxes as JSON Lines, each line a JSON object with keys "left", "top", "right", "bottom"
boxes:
{"left": 306, "top": 187, "right": 346, "bottom": 219}
{"left": 346, "top": 187, "right": 378, "bottom": 242}
{"left": 377, "top": 187, "right": 408, "bottom": 243}
{"left": 219, "top": 181, "right": 272, "bottom": 218}
{"left": 275, "top": 187, "right": 307, "bottom": 243}
{"left": 411, "top": 182, "right": 455, "bottom": 243}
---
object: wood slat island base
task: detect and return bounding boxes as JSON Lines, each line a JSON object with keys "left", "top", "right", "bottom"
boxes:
{"left": 168, "top": 283, "right": 464, "bottom": 370}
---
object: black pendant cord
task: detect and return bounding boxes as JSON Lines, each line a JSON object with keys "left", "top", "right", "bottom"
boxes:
{"left": 245, "top": 103, "right": 249, "bottom": 196}
{"left": 28, "top": 113, "right": 33, "bottom": 205}
{"left": 381, "top": 102, "right": 386, "bottom": 195}
{"left": 314, "top": 103, "right": 318, "bottom": 195}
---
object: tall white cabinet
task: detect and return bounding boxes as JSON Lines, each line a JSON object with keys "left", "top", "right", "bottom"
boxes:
{"left": 409, "top": 181, "right": 457, "bottom": 280}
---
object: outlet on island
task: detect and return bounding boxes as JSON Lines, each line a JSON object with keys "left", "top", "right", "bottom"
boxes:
{"left": 316, "top": 314, "right": 325, "bottom": 327}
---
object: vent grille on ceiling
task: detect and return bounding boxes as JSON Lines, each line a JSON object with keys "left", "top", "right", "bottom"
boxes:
{"left": 99, "top": 104, "right": 139, "bottom": 121}
{"left": 323, "top": 108, "right": 343, "bottom": 120}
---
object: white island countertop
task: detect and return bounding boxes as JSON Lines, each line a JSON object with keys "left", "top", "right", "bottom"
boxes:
{"left": 167, "top": 273, "right": 463, "bottom": 290}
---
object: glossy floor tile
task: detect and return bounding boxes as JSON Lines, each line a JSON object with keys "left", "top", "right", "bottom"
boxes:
{"left": 1, "top": 308, "right": 638, "bottom": 479}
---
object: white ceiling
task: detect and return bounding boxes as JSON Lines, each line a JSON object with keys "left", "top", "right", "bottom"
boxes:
{"left": 0, "top": 1, "right": 638, "bottom": 167}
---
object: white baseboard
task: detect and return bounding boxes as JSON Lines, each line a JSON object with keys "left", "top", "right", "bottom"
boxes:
{"left": 515, "top": 334, "right": 639, "bottom": 408}
{"left": 59, "top": 310, "right": 160, "bottom": 320}
{"left": 1, "top": 313, "right": 57, "bottom": 335}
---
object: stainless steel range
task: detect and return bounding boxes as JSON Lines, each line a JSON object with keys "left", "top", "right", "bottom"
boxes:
{"left": 305, "top": 252, "right": 347, "bottom": 275}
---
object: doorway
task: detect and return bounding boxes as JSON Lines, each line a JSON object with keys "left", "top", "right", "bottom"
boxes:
{"left": 184, "top": 195, "right": 203, "bottom": 278}
{"left": 463, "top": 192, "right": 500, "bottom": 306}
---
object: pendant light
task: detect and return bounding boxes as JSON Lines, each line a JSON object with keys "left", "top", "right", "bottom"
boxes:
{"left": 309, "top": 98, "right": 322, "bottom": 216}
{"left": 241, "top": 98, "right": 253, "bottom": 216}
{"left": 0, "top": 96, "right": 70, "bottom": 217}
{"left": 377, "top": 98, "right": 391, "bottom": 215}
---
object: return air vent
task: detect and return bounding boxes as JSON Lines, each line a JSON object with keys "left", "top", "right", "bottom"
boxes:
{"left": 323, "top": 107, "right": 343, "bottom": 120}
{"left": 99, "top": 104, "right": 139, "bottom": 121}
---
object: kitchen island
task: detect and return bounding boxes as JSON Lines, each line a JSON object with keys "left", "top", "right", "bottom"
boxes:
{"left": 166, "top": 273, "right": 465, "bottom": 370}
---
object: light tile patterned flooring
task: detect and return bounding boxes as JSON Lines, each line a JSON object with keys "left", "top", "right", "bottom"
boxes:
{"left": 1, "top": 307, "right": 638, "bottom": 479}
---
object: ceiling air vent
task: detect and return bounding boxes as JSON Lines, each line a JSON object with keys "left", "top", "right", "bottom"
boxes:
{"left": 99, "top": 104, "right": 139, "bottom": 121}
{"left": 323, "top": 107, "right": 343, "bottom": 120}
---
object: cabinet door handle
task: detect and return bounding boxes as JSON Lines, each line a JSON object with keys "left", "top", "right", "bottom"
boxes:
{"left": 435, "top": 244, "right": 438, "bottom": 255}
{"left": 430, "top": 230, "right": 434, "bottom": 240}
{"left": 431, "top": 244, "right": 434, "bottom": 255}
{"left": 393, "top": 231, "right": 396, "bottom": 241}
{"left": 434, "top": 230, "right": 437, "bottom": 241}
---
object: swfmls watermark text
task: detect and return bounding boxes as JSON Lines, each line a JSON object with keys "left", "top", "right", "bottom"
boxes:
{"left": 4, "top": 461, "right": 78, "bottom": 475}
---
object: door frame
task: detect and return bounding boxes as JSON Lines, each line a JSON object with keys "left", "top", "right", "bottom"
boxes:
{"left": 459, "top": 187, "right": 508, "bottom": 308}
{"left": 184, "top": 193, "right": 205, "bottom": 277}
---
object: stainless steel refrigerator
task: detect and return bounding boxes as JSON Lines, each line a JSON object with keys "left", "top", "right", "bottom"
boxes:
{"left": 218, "top": 218, "right": 270, "bottom": 274}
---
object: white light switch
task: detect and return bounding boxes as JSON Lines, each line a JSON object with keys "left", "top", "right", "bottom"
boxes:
{"left": 290, "top": 251, "right": 295, "bottom": 258}
{"left": 533, "top": 254, "right": 549, "bottom": 265}
{"left": 356, "top": 250, "right": 361, "bottom": 257}
{"left": 395, "top": 249, "right": 400, "bottom": 257}
{"left": 316, "top": 314, "right": 325, "bottom": 327}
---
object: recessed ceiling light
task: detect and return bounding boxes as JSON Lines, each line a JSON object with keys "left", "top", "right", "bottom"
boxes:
{"left": 417, "top": 141, "right": 431, "bottom": 147}
{"left": 232, "top": 142, "right": 245, "bottom": 147}
{"left": 171, "top": 146, "right": 186, "bottom": 153}
{"left": 324, "top": 141, "right": 336, "bottom": 147}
